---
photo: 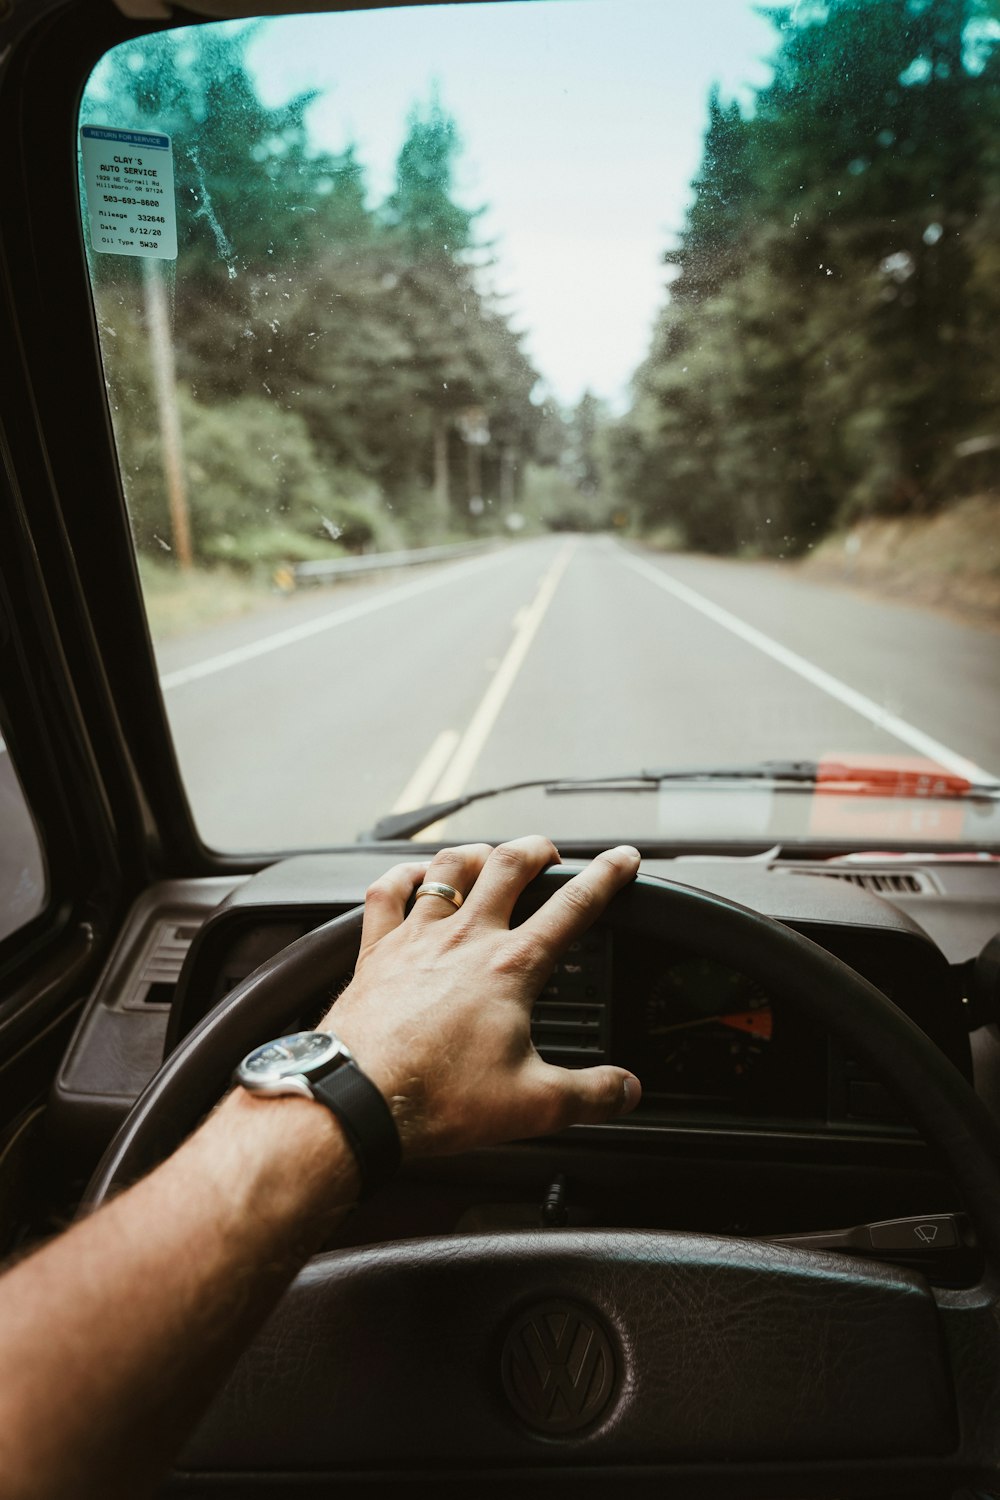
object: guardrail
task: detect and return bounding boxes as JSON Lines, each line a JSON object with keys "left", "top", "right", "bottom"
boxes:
{"left": 287, "top": 539, "right": 497, "bottom": 589}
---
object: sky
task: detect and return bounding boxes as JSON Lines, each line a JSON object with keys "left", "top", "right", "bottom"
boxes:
{"left": 246, "top": 0, "right": 780, "bottom": 409}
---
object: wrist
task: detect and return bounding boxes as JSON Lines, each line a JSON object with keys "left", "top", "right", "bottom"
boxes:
{"left": 209, "top": 1088, "right": 363, "bottom": 1239}
{"left": 235, "top": 1031, "right": 402, "bottom": 1195}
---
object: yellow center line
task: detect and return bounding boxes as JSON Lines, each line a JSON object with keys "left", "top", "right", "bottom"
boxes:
{"left": 419, "top": 540, "right": 577, "bottom": 837}
{"left": 391, "top": 728, "right": 460, "bottom": 814}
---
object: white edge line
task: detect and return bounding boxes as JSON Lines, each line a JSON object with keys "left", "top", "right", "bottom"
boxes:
{"left": 618, "top": 547, "right": 996, "bottom": 782}
{"left": 158, "top": 549, "right": 512, "bottom": 692}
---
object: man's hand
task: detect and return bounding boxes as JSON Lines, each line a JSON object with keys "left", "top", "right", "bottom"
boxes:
{"left": 0, "top": 836, "right": 643, "bottom": 1499}
{"left": 325, "top": 835, "right": 642, "bottom": 1156}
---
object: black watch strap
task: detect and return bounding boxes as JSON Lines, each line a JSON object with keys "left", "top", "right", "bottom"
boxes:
{"left": 311, "top": 1060, "right": 401, "bottom": 1199}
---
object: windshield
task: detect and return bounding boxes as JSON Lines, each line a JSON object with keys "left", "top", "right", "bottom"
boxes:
{"left": 78, "top": 0, "right": 1000, "bottom": 852}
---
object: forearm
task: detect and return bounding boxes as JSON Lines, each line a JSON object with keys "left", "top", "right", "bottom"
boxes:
{"left": 0, "top": 1090, "right": 358, "bottom": 1500}
{"left": 0, "top": 840, "right": 641, "bottom": 1497}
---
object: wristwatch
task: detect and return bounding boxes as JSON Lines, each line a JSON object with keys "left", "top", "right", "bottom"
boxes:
{"left": 234, "top": 1031, "right": 401, "bottom": 1198}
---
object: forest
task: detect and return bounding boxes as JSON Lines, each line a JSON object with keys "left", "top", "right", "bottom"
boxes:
{"left": 620, "top": 0, "right": 1000, "bottom": 556}
{"left": 83, "top": 0, "right": 1000, "bottom": 572}
{"left": 84, "top": 25, "right": 577, "bottom": 570}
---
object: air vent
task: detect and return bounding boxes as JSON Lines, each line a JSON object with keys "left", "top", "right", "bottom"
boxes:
{"left": 532, "top": 1000, "right": 607, "bottom": 1055}
{"left": 530, "top": 931, "right": 613, "bottom": 1061}
{"left": 785, "top": 868, "right": 934, "bottom": 896}
{"left": 121, "top": 919, "right": 199, "bottom": 1010}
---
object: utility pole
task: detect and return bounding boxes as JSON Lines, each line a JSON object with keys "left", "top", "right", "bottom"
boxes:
{"left": 143, "top": 258, "right": 193, "bottom": 570}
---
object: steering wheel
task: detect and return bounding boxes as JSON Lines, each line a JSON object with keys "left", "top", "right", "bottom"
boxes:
{"left": 83, "top": 869, "right": 1000, "bottom": 1492}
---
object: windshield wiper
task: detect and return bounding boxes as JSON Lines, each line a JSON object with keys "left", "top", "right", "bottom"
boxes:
{"left": 362, "top": 758, "right": 1000, "bottom": 841}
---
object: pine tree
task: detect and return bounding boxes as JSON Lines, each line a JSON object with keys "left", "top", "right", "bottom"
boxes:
{"left": 621, "top": 0, "right": 1000, "bottom": 553}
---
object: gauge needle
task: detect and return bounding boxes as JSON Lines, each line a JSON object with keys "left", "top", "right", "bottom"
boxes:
{"left": 650, "top": 1009, "right": 773, "bottom": 1040}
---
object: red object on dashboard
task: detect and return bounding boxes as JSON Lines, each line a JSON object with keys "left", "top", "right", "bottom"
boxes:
{"left": 814, "top": 753, "right": 972, "bottom": 798}
{"left": 807, "top": 753, "right": 971, "bottom": 839}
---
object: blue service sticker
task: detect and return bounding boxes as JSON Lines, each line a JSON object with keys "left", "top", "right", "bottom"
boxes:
{"left": 80, "top": 126, "right": 177, "bottom": 260}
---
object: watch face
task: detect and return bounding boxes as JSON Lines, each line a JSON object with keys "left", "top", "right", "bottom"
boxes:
{"left": 240, "top": 1031, "right": 345, "bottom": 1082}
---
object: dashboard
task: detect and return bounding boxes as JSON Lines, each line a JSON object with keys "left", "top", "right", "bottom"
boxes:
{"left": 52, "top": 852, "right": 992, "bottom": 1148}
{"left": 150, "top": 857, "right": 971, "bottom": 1138}
{"left": 46, "top": 851, "right": 1000, "bottom": 1283}
{"left": 541, "top": 923, "right": 964, "bottom": 1129}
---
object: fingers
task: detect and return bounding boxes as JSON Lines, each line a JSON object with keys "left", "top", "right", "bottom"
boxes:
{"left": 409, "top": 843, "right": 493, "bottom": 922}
{"left": 531, "top": 1059, "right": 642, "bottom": 1130}
{"left": 517, "top": 846, "right": 640, "bottom": 965}
{"left": 359, "top": 862, "right": 429, "bottom": 955}
{"left": 460, "top": 834, "right": 561, "bottom": 925}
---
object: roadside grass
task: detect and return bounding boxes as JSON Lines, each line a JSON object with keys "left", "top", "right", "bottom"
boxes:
{"left": 801, "top": 494, "right": 1000, "bottom": 629}
{"left": 138, "top": 557, "right": 286, "bottom": 639}
{"left": 639, "top": 522, "right": 686, "bottom": 553}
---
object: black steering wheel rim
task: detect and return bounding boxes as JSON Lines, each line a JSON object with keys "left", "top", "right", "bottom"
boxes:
{"left": 83, "top": 867, "right": 1000, "bottom": 1257}
{"left": 80, "top": 868, "right": 1000, "bottom": 1485}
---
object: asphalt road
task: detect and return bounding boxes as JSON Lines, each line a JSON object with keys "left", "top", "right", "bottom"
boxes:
{"left": 148, "top": 536, "right": 1000, "bottom": 851}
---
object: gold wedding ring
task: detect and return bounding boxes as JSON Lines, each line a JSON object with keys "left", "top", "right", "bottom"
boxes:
{"left": 414, "top": 880, "right": 464, "bottom": 910}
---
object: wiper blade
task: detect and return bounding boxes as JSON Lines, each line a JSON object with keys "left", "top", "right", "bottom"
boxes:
{"left": 362, "top": 776, "right": 592, "bottom": 842}
{"left": 362, "top": 758, "right": 1000, "bottom": 842}
{"left": 363, "top": 766, "right": 692, "bottom": 840}
{"left": 555, "top": 758, "right": 1000, "bottom": 798}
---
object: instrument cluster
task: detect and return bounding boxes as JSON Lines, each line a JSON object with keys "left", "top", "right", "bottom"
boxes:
{"left": 614, "top": 948, "right": 828, "bottom": 1119}
{"left": 531, "top": 930, "right": 835, "bottom": 1124}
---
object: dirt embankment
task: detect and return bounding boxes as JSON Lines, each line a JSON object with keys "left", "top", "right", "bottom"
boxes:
{"left": 799, "top": 495, "right": 1000, "bottom": 630}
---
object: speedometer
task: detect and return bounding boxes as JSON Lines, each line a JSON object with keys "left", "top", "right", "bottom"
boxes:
{"left": 643, "top": 959, "right": 774, "bottom": 1101}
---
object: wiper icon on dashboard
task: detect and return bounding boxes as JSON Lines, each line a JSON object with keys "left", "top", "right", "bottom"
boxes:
{"left": 361, "top": 758, "right": 1000, "bottom": 842}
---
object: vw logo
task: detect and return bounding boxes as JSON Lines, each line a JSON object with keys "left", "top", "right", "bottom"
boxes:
{"left": 500, "top": 1300, "right": 617, "bottom": 1434}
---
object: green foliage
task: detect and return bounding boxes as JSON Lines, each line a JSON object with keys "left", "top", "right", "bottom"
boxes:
{"left": 622, "top": 0, "right": 1000, "bottom": 555}
{"left": 201, "top": 526, "right": 341, "bottom": 571}
{"left": 521, "top": 463, "right": 590, "bottom": 531}
{"left": 83, "top": 24, "right": 540, "bottom": 566}
{"left": 381, "top": 92, "right": 481, "bottom": 260}
{"left": 521, "top": 392, "right": 624, "bottom": 533}
{"left": 85, "top": 23, "right": 363, "bottom": 279}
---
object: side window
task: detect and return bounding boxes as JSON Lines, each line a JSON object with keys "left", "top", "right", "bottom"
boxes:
{"left": 0, "top": 731, "right": 47, "bottom": 945}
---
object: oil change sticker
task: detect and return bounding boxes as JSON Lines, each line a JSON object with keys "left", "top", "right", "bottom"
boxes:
{"left": 80, "top": 126, "right": 177, "bottom": 259}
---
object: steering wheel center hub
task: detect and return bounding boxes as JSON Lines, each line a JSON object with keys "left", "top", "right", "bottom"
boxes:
{"left": 500, "top": 1298, "right": 618, "bottom": 1435}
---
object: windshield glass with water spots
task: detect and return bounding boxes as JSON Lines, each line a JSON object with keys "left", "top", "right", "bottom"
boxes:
{"left": 78, "top": 0, "right": 1000, "bottom": 851}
